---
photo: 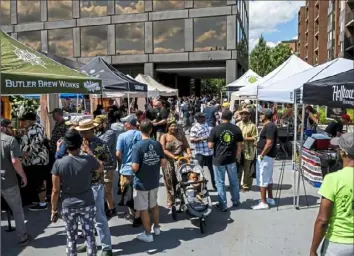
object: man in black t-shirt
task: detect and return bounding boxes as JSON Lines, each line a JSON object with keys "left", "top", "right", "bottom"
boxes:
{"left": 208, "top": 110, "right": 243, "bottom": 212}
{"left": 253, "top": 109, "right": 278, "bottom": 210}
{"left": 152, "top": 100, "right": 169, "bottom": 141}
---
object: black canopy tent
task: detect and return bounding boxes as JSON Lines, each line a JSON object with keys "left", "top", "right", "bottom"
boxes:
{"left": 303, "top": 69, "right": 354, "bottom": 108}
{"left": 80, "top": 57, "right": 147, "bottom": 93}
{"left": 40, "top": 52, "right": 84, "bottom": 70}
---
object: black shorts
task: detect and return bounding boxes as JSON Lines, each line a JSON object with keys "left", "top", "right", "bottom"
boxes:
{"left": 24, "top": 165, "right": 49, "bottom": 192}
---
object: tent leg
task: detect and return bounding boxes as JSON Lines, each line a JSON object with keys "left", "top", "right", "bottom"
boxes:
{"left": 127, "top": 93, "right": 130, "bottom": 114}
{"left": 296, "top": 103, "right": 305, "bottom": 209}
{"left": 293, "top": 99, "right": 298, "bottom": 208}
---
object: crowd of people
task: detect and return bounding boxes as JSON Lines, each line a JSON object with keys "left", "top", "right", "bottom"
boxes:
{"left": 1, "top": 95, "right": 353, "bottom": 256}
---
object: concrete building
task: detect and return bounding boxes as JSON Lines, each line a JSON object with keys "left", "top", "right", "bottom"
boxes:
{"left": 0, "top": 0, "right": 249, "bottom": 96}
{"left": 327, "top": 0, "right": 354, "bottom": 60}
{"left": 297, "top": 0, "right": 329, "bottom": 65}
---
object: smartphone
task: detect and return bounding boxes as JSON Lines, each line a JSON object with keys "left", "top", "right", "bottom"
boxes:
{"left": 52, "top": 212, "right": 59, "bottom": 223}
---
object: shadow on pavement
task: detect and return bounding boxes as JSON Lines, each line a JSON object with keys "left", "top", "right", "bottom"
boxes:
{"left": 113, "top": 207, "right": 232, "bottom": 255}
{"left": 1, "top": 208, "right": 51, "bottom": 256}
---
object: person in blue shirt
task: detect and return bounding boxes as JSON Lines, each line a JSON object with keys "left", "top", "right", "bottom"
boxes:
{"left": 131, "top": 120, "right": 166, "bottom": 243}
{"left": 116, "top": 114, "right": 142, "bottom": 227}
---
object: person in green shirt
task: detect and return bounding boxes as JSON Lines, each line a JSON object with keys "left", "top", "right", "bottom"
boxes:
{"left": 310, "top": 132, "right": 354, "bottom": 256}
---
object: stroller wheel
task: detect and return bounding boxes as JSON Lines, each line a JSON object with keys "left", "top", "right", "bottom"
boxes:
{"left": 199, "top": 218, "right": 206, "bottom": 234}
{"left": 172, "top": 206, "right": 177, "bottom": 221}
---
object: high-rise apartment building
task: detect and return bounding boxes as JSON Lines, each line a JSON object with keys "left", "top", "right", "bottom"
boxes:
{"left": 329, "top": 0, "right": 354, "bottom": 60}
{"left": 0, "top": 0, "right": 249, "bottom": 95}
{"left": 297, "top": 0, "right": 329, "bottom": 65}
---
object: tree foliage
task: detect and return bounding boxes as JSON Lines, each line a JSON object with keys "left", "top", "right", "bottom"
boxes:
{"left": 250, "top": 35, "right": 292, "bottom": 77}
{"left": 10, "top": 96, "right": 39, "bottom": 119}
{"left": 201, "top": 78, "right": 225, "bottom": 95}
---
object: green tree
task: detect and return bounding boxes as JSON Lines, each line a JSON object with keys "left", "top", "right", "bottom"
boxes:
{"left": 201, "top": 78, "right": 225, "bottom": 95}
{"left": 249, "top": 36, "right": 293, "bottom": 77}
{"left": 271, "top": 43, "right": 293, "bottom": 68}
{"left": 249, "top": 35, "right": 272, "bottom": 77}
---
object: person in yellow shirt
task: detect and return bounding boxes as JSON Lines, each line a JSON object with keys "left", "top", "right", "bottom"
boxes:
{"left": 236, "top": 108, "right": 257, "bottom": 192}
{"left": 310, "top": 132, "right": 354, "bottom": 256}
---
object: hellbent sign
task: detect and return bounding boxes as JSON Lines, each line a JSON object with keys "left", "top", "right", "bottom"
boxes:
{"left": 332, "top": 85, "right": 354, "bottom": 106}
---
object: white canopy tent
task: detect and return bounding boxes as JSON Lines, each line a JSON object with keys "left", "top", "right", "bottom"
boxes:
{"left": 258, "top": 58, "right": 354, "bottom": 103}
{"left": 135, "top": 74, "right": 178, "bottom": 97}
{"left": 237, "top": 55, "right": 312, "bottom": 97}
{"left": 226, "top": 69, "right": 262, "bottom": 90}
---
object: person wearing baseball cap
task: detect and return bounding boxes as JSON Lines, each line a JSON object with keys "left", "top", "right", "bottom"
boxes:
{"left": 310, "top": 132, "right": 354, "bottom": 256}
{"left": 208, "top": 109, "right": 243, "bottom": 211}
{"left": 324, "top": 114, "right": 351, "bottom": 138}
{"left": 116, "top": 114, "right": 142, "bottom": 227}
{"left": 253, "top": 108, "right": 278, "bottom": 210}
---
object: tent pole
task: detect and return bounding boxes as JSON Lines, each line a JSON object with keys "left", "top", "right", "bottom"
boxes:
{"left": 256, "top": 86, "right": 259, "bottom": 127}
{"left": 76, "top": 94, "right": 79, "bottom": 113}
{"left": 127, "top": 92, "right": 131, "bottom": 114}
{"left": 293, "top": 92, "right": 298, "bottom": 208}
{"left": 296, "top": 103, "right": 306, "bottom": 208}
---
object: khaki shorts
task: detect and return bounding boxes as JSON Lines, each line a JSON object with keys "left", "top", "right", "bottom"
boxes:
{"left": 133, "top": 188, "right": 159, "bottom": 211}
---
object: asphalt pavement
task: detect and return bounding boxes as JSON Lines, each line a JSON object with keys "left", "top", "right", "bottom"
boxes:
{"left": 1, "top": 160, "right": 321, "bottom": 256}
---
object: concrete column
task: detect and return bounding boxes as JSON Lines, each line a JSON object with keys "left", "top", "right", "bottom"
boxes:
{"left": 73, "top": 0, "right": 80, "bottom": 18}
{"left": 11, "top": 32, "right": 17, "bottom": 40}
{"left": 107, "top": 0, "right": 115, "bottom": 15}
{"left": 41, "top": 30, "right": 48, "bottom": 53}
{"left": 144, "top": 63, "right": 154, "bottom": 78}
{"left": 227, "top": 15, "right": 236, "bottom": 50}
{"left": 10, "top": 0, "right": 17, "bottom": 24}
{"left": 145, "top": 22, "right": 153, "bottom": 53}
{"left": 226, "top": 60, "right": 237, "bottom": 85}
{"left": 41, "top": 0, "right": 47, "bottom": 21}
{"left": 144, "top": 0, "right": 153, "bottom": 12}
{"left": 107, "top": 25, "right": 115, "bottom": 55}
{"left": 194, "top": 79, "right": 201, "bottom": 97}
{"left": 73, "top": 27, "right": 81, "bottom": 57}
{"left": 184, "top": 19, "right": 193, "bottom": 51}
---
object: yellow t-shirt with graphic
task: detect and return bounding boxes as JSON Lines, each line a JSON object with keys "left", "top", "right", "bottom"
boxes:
{"left": 318, "top": 167, "right": 354, "bottom": 244}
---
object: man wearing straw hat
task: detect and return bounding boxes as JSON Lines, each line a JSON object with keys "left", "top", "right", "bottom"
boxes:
{"left": 236, "top": 108, "right": 257, "bottom": 192}
{"left": 75, "top": 119, "right": 115, "bottom": 256}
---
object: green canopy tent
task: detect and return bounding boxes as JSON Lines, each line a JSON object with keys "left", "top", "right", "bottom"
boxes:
{"left": 0, "top": 30, "right": 102, "bottom": 95}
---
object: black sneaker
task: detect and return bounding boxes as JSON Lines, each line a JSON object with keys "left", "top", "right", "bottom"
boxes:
{"left": 232, "top": 201, "right": 241, "bottom": 208}
{"left": 214, "top": 204, "right": 228, "bottom": 212}
{"left": 101, "top": 250, "right": 113, "bottom": 256}
{"left": 106, "top": 208, "right": 116, "bottom": 219}
{"left": 19, "top": 234, "right": 31, "bottom": 246}
{"left": 132, "top": 217, "right": 142, "bottom": 228}
{"left": 29, "top": 203, "right": 48, "bottom": 211}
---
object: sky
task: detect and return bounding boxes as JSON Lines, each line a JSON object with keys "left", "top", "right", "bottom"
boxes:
{"left": 249, "top": 0, "right": 305, "bottom": 51}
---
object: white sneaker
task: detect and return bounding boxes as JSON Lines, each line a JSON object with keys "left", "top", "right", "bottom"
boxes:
{"left": 267, "top": 198, "right": 276, "bottom": 206}
{"left": 136, "top": 232, "right": 154, "bottom": 243}
{"left": 252, "top": 201, "right": 269, "bottom": 210}
{"left": 153, "top": 225, "right": 161, "bottom": 236}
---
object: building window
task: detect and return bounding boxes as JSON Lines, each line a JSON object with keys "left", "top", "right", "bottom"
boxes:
{"left": 0, "top": 1, "right": 10, "bottom": 25}
{"left": 48, "top": 1, "right": 72, "bottom": 21}
{"left": 194, "top": 16, "right": 227, "bottom": 51}
{"left": 116, "top": 23, "right": 144, "bottom": 55}
{"left": 194, "top": 0, "right": 227, "bottom": 8}
{"left": 153, "top": 19, "right": 184, "bottom": 53}
{"left": 17, "top": 1, "right": 41, "bottom": 24}
{"left": 115, "top": 0, "right": 144, "bottom": 14}
{"left": 81, "top": 26, "right": 108, "bottom": 57}
{"left": 17, "top": 31, "right": 41, "bottom": 51}
{"left": 48, "top": 28, "right": 73, "bottom": 57}
{"left": 80, "top": 0, "right": 108, "bottom": 17}
{"left": 153, "top": 0, "right": 184, "bottom": 11}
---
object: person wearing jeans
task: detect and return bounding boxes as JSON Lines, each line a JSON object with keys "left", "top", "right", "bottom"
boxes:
{"left": 75, "top": 119, "right": 115, "bottom": 256}
{"left": 1, "top": 118, "right": 30, "bottom": 246}
{"left": 208, "top": 110, "right": 243, "bottom": 212}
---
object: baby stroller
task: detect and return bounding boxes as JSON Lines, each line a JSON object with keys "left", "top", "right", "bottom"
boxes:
{"left": 172, "top": 157, "right": 212, "bottom": 234}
